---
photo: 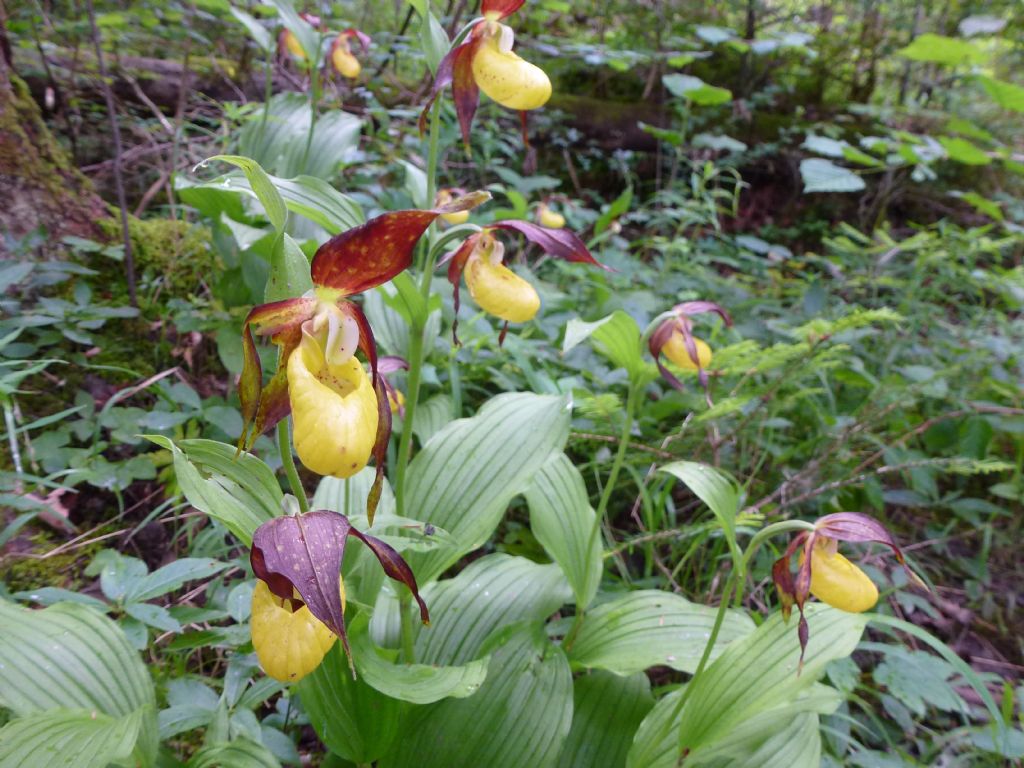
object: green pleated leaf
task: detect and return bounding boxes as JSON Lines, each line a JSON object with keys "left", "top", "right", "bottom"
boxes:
{"left": 380, "top": 623, "right": 573, "bottom": 768}
{"left": 0, "top": 601, "right": 157, "bottom": 765}
{"left": 351, "top": 615, "right": 487, "bottom": 704}
{"left": 626, "top": 687, "right": 832, "bottom": 768}
{"left": 939, "top": 136, "right": 991, "bottom": 166}
{"left": 186, "top": 736, "right": 281, "bottom": 768}
{"left": 298, "top": 643, "right": 405, "bottom": 765}
{"left": 563, "top": 310, "right": 653, "bottom": 381}
{"left": 206, "top": 155, "right": 288, "bottom": 233}
{"left": 314, "top": 467, "right": 396, "bottom": 519}
{"left": 662, "top": 74, "right": 733, "bottom": 105}
{"left": 659, "top": 461, "right": 740, "bottom": 556}
{"left": 265, "top": 231, "right": 313, "bottom": 302}
{"left": 677, "top": 605, "right": 867, "bottom": 754}
{"left": 404, "top": 393, "right": 571, "bottom": 583}
{"left": 557, "top": 671, "right": 654, "bottom": 768}
{"left": 233, "top": 173, "right": 364, "bottom": 234}
{"left": 266, "top": 0, "right": 318, "bottom": 64}
{"left": 688, "top": 686, "right": 839, "bottom": 767}
{"left": 230, "top": 7, "right": 273, "bottom": 53}
{"left": 145, "top": 437, "right": 280, "bottom": 546}
{"left": 568, "top": 590, "right": 754, "bottom": 675}
{"left": 414, "top": 553, "right": 572, "bottom": 666}
{"left": 0, "top": 707, "right": 144, "bottom": 768}
{"left": 525, "top": 453, "right": 603, "bottom": 609}
{"left": 238, "top": 93, "right": 362, "bottom": 179}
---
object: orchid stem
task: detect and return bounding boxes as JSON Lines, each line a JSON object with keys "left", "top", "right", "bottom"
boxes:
{"left": 277, "top": 420, "right": 309, "bottom": 513}
{"left": 565, "top": 380, "right": 640, "bottom": 649}
{"left": 399, "top": 591, "right": 416, "bottom": 663}
{"left": 300, "top": 57, "right": 321, "bottom": 174}
{"left": 394, "top": 97, "right": 443, "bottom": 517}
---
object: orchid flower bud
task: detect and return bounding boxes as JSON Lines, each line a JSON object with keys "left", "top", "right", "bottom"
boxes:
{"left": 471, "top": 24, "right": 551, "bottom": 111}
{"left": 250, "top": 580, "right": 341, "bottom": 682}
{"left": 663, "top": 332, "right": 712, "bottom": 371}
{"left": 287, "top": 331, "right": 378, "bottom": 478}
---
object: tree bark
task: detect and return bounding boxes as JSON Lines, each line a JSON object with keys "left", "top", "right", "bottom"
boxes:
{"left": 0, "top": 55, "right": 109, "bottom": 257}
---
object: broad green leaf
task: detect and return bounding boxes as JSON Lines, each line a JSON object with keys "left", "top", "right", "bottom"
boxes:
{"left": 298, "top": 643, "right": 404, "bottom": 765}
{"left": 238, "top": 93, "right": 361, "bottom": 179}
{"left": 688, "top": 687, "right": 838, "bottom": 766}
{"left": 800, "top": 158, "right": 865, "bottom": 193}
{"left": 939, "top": 136, "right": 991, "bottom": 165}
{"left": 898, "top": 33, "right": 985, "bottom": 66}
{"left": 525, "top": 453, "right": 602, "bottom": 608}
{"left": 145, "top": 437, "right": 280, "bottom": 546}
{"left": 231, "top": 8, "right": 273, "bottom": 53}
{"left": 557, "top": 671, "right": 654, "bottom": 768}
{"left": 380, "top": 624, "right": 573, "bottom": 768}
{"left": 186, "top": 736, "right": 281, "bottom": 768}
{"left": 978, "top": 76, "right": 1024, "bottom": 113}
{"left": 414, "top": 553, "right": 572, "bottom": 665}
{"left": 264, "top": 231, "right": 313, "bottom": 302}
{"left": 194, "top": 173, "right": 364, "bottom": 234}
{"left": 568, "top": 590, "right": 754, "bottom": 675}
{"left": 660, "top": 461, "right": 740, "bottom": 555}
{"left": 626, "top": 687, "right": 683, "bottom": 768}
{"left": 677, "top": 605, "right": 867, "bottom": 754}
{"left": 401, "top": 160, "right": 428, "bottom": 209}
{"left": 0, "top": 707, "right": 144, "bottom": 768}
{"left": 956, "top": 191, "right": 1003, "bottom": 220}
{"left": 959, "top": 15, "right": 1006, "bottom": 36}
{"left": 410, "top": 394, "right": 453, "bottom": 446}
{"left": 662, "top": 74, "right": 732, "bottom": 105}
{"left": 842, "top": 145, "right": 885, "bottom": 167}
{"left": 11, "top": 587, "right": 107, "bottom": 609}
{"left": 206, "top": 155, "right": 287, "bottom": 233}
{"left": 802, "top": 134, "right": 848, "bottom": 158}
{"left": 125, "top": 558, "right": 229, "bottom": 602}
{"left": 351, "top": 615, "right": 487, "bottom": 704}
{"left": 314, "top": 467, "right": 396, "bottom": 519}
{"left": 563, "top": 310, "right": 652, "bottom": 381}
{"left": 404, "top": 393, "right": 571, "bottom": 583}
{"left": 0, "top": 601, "right": 157, "bottom": 766}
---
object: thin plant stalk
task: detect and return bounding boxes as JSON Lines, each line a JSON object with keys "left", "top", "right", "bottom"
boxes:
{"left": 394, "top": 98, "right": 444, "bottom": 517}
{"left": 277, "top": 420, "right": 309, "bottom": 513}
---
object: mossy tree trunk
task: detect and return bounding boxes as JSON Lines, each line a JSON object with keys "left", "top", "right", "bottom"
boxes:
{"left": 0, "top": 56, "right": 109, "bottom": 257}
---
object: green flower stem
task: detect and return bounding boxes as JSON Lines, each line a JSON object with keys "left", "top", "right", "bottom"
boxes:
{"left": 399, "top": 591, "right": 416, "bottom": 663}
{"left": 394, "top": 324, "right": 424, "bottom": 518}
{"left": 564, "top": 381, "right": 640, "bottom": 649}
{"left": 277, "top": 420, "right": 309, "bottom": 513}
{"left": 394, "top": 97, "right": 444, "bottom": 518}
{"left": 300, "top": 59, "right": 321, "bottom": 174}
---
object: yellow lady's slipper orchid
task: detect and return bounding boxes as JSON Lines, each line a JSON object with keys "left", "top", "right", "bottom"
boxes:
{"left": 773, "top": 512, "right": 927, "bottom": 666}
{"left": 663, "top": 332, "right": 712, "bottom": 371}
{"left": 288, "top": 330, "right": 378, "bottom": 478}
{"left": 464, "top": 246, "right": 541, "bottom": 323}
{"left": 648, "top": 300, "right": 731, "bottom": 396}
{"left": 420, "top": 0, "right": 551, "bottom": 145}
{"left": 249, "top": 510, "right": 429, "bottom": 679}
{"left": 251, "top": 581, "right": 340, "bottom": 683}
{"left": 330, "top": 29, "right": 370, "bottom": 80}
{"left": 238, "top": 194, "right": 489, "bottom": 522}
{"left": 443, "top": 219, "right": 607, "bottom": 344}
{"left": 537, "top": 204, "right": 565, "bottom": 229}
{"left": 805, "top": 540, "right": 879, "bottom": 613}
